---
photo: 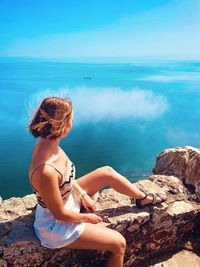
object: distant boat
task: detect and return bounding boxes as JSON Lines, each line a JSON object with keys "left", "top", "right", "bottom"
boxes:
{"left": 83, "top": 77, "right": 92, "bottom": 80}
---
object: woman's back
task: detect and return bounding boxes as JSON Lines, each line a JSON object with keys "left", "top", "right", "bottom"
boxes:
{"left": 29, "top": 140, "right": 75, "bottom": 208}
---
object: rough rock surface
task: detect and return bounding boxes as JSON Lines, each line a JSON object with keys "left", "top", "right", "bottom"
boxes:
{"left": 153, "top": 146, "right": 200, "bottom": 200}
{"left": 150, "top": 250, "right": 200, "bottom": 267}
{"left": 1, "top": 146, "right": 200, "bottom": 266}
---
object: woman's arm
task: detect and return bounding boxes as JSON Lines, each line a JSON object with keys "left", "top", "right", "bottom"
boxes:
{"left": 32, "top": 166, "right": 102, "bottom": 224}
{"left": 73, "top": 180, "right": 96, "bottom": 213}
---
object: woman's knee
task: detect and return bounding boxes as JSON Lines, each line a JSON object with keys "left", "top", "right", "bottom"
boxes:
{"left": 98, "top": 166, "right": 115, "bottom": 178}
{"left": 110, "top": 233, "right": 126, "bottom": 255}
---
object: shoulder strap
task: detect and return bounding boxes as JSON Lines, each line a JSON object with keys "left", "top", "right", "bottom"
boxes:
{"left": 30, "top": 163, "right": 63, "bottom": 183}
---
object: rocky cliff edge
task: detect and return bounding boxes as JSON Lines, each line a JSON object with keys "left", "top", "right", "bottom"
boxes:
{"left": 1, "top": 146, "right": 200, "bottom": 266}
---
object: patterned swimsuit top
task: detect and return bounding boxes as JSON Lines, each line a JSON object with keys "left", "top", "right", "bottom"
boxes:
{"left": 30, "top": 158, "right": 75, "bottom": 208}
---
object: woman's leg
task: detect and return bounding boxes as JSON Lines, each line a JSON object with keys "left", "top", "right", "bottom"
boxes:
{"left": 77, "top": 166, "right": 164, "bottom": 206}
{"left": 65, "top": 223, "right": 126, "bottom": 267}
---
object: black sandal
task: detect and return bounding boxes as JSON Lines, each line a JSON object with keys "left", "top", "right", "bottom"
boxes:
{"left": 136, "top": 194, "right": 148, "bottom": 209}
{"left": 136, "top": 193, "right": 166, "bottom": 209}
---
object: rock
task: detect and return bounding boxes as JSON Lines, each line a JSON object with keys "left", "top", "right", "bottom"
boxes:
{"left": 153, "top": 146, "right": 200, "bottom": 200}
{"left": 22, "top": 194, "right": 37, "bottom": 210}
{"left": 0, "top": 147, "right": 200, "bottom": 266}
{"left": 0, "top": 196, "right": 35, "bottom": 222}
{"left": 150, "top": 250, "right": 200, "bottom": 267}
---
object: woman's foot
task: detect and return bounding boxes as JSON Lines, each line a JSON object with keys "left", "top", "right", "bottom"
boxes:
{"left": 136, "top": 193, "right": 167, "bottom": 209}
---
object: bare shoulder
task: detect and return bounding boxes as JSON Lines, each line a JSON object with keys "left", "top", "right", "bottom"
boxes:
{"left": 31, "top": 164, "right": 60, "bottom": 188}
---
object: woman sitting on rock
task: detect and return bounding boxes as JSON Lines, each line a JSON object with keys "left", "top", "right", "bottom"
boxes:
{"left": 28, "top": 96, "right": 166, "bottom": 267}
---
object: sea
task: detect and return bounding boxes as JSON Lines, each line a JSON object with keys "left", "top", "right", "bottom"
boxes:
{"left": 1, "top": 57, "right": 200, "bottom": 200}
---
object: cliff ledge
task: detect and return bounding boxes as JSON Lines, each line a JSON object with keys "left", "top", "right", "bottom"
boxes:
{"left": 1, "top": 146, "right": 200, "bottom": 266}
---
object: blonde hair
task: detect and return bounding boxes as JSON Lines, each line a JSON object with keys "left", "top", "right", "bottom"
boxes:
{"left": 27, "top": 97, "right": 72, "bottom": 140}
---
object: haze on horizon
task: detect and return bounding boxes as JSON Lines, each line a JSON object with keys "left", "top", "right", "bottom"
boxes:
{"left": 0, "top": 0, "right": 200, "bottom": 60}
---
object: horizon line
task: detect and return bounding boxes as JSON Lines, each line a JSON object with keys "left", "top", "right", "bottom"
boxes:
{"left": 0, "top": 55, "right": 200, "bottom": 63}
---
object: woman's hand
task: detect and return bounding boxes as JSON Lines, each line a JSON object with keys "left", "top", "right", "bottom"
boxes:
{"left": 81, "top": 194, "right": 96, "bottom": 213}
{"left": 83, "top": 213, "right": 103, "bottom": 224}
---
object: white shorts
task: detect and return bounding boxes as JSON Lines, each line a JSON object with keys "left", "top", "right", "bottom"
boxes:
{"left": 34, "top": 191, "right": 86, "bottom": 249}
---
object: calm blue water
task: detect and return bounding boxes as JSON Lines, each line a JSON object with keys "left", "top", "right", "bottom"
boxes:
{"left": 1, "top": 58, "right": 200, "bottom": 199}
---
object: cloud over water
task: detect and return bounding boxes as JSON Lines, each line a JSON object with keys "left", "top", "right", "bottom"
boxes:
{"left": 29, "top": 86, "right": 168, "bottom": 125}
{"left": 141, "top": 72, "right": 200, "bottom": 82}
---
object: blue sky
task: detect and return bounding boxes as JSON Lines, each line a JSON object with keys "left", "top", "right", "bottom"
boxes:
{"left": 0, "top": 0, "right": 200, "bottom": 59}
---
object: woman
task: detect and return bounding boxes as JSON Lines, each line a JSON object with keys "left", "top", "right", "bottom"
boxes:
{"left": 28, "top": 97, "right": 166, "bottom": 267}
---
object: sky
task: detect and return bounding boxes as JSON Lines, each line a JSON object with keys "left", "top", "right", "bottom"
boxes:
{"left": 0, "top": 0, "right": 200, "bottom": 59}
